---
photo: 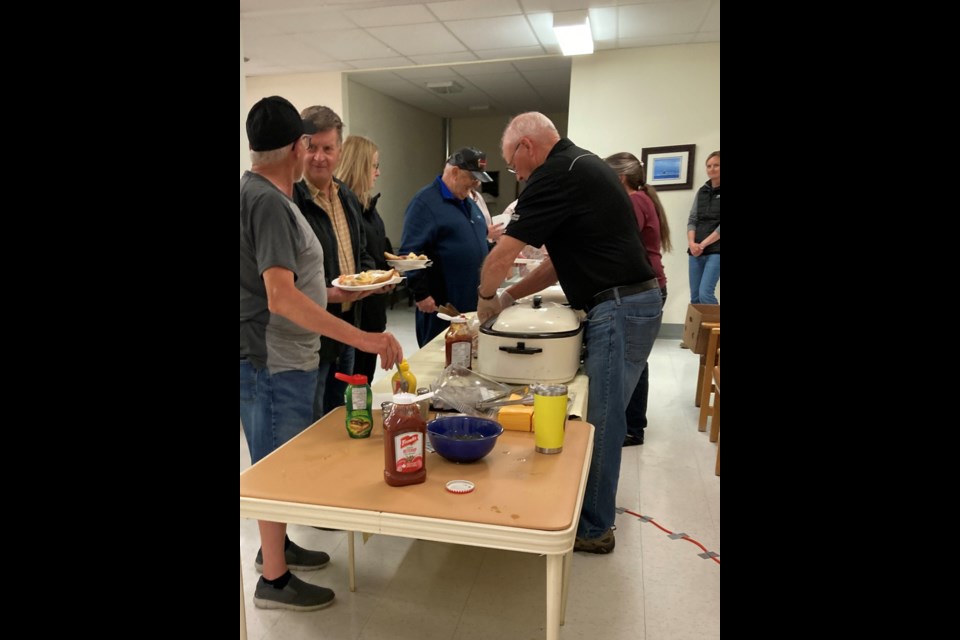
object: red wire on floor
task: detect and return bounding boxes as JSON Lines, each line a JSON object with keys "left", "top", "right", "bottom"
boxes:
{"left": 622, "top": 508, "right": 720, "bottom": 565}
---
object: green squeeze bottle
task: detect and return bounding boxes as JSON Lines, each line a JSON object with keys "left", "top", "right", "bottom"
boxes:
{"left": 334, "top": 372, "right": 373, "bottom": 438}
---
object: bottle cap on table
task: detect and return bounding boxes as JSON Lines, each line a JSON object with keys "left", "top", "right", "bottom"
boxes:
{"left": 445, "top": 480, "right": 475, "bottom": 494}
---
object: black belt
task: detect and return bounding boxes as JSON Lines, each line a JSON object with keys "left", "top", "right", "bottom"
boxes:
{"left": 590, "top": 279, "right": 660, "bottom": 309}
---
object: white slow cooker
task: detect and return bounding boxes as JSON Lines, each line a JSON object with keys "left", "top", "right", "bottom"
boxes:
{"left": 475, "top": 296, "right": 583, "bottom": 384}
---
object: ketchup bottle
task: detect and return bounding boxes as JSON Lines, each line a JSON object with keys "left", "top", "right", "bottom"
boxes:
{"left": 445, "top": 316, "right": 473, "bottom": 369}
{"left": 383, "top": 393, "right": 427, "bottom": 487}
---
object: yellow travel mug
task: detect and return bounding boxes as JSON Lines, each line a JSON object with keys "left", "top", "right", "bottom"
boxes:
{"left": 533, "top": 383, "right": 567, "bottom": 454}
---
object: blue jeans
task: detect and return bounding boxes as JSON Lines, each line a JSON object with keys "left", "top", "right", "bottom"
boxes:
{"left": 625, "top": 287, "right": 667, "bottom": 439}
{"left": 689, "top": 254, "right": 720, "bottom": 304}
{"left": 240, "top": 360, "right": 318, "bottom": 465}
{"left": 581, "top": 287, "right": 663, "bottom": 539}
{"left": 314, "top": 345, "right": 355, "bottom": 421}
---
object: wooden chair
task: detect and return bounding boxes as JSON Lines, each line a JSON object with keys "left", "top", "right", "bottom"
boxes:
{"left": 711, "top": 352, "right": 720, "bottom": 476}
{"left": 698, "top": 327, "right": 721, "bottom": 431}
{"left": 694, "top": 322, "right": 721, "bottom": 407}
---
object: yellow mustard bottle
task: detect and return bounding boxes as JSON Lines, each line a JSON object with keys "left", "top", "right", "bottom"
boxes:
{"left": 391, "top": 359, "right": 417, "bottom": 394}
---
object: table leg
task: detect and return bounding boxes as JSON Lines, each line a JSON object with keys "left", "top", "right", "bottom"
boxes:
{"left": 348, "top": 531, "right": 356, "bottom": 592}
{"left": 240, "top": 553, "right": 247, "bottom": 640}
{"left": 546, "top": 554, "right": 562, "bottom": 640}
{"left": 560, "top": 550, "right": 572, "bottom": 625}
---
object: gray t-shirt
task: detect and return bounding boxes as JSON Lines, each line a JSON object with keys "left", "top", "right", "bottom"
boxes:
{"left": 240, "top": 171, "right": 328, "bottom": 372}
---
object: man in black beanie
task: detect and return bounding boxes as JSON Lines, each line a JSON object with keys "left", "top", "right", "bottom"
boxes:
{"left": 240, "top": 96, "right": 403, "bottom": 611}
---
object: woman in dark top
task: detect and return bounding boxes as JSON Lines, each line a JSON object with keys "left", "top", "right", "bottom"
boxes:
{"left": 336, "top": 135, "right": 390, "bottom": 382}
{"left": 687, "top": 150, "right": 720, "bottom": 304}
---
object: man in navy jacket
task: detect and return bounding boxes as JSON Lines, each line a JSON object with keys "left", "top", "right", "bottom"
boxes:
{"left": 400, "top": 148, "right": 492, "bottom": 346}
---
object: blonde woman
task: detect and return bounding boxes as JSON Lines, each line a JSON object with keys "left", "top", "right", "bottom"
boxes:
{"left": 687, "top": 150, "right": 720, "bottom": 304}
{"left": 336, "top": 135, "right": 390, "bottom": 382}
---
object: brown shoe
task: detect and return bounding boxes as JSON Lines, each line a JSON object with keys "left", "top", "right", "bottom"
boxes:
{"left": 574, "top": 527, "right": 616, "bottom": 554}
{"left": 679, "top": 340, "right": 690, "bottom": 349}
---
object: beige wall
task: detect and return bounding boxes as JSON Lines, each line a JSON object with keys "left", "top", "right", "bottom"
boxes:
{"left": 569, "top": 43, "right": 720, "bottom": 325}
{"left": 242, "top": 68, "right": 346, "bottom": 175}
{"left": 239, "top": 27, "right": 249, "bottom": 176}
{"left": 344, "top": 80, "right": 444, "bottom": 246}
{"left": 246, "top": 72, "right": 346, "bottom": 122}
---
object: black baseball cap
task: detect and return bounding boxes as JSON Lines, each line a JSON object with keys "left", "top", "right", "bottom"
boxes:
{"left": 246, "top": 96, "right": 318, "bottom": 152}
{"left": 448, "top": 147, "right": 492, "bottom": 182}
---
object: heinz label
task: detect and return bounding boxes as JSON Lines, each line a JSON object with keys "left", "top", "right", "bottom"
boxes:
{"left": 393, "top": 432, "right": 424, "bottom": 473}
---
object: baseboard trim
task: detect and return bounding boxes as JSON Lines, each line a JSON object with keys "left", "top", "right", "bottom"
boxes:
{"left": 658, "top": 323, "right": 684, "bottom": 340}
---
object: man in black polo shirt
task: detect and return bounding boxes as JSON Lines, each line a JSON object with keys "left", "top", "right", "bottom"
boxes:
{"left": 477, "top": 112, "right": 663, "bottom": 554}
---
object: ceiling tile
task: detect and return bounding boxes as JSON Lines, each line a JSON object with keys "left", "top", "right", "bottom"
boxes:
{"left": 618, "top": 33, "right": 696, "bottom": 48}
{"left": 618, "top": 1, "right": 712, "bottom": 38}
{"left": 260, "top": 11, "right": 356, "bottom": 34}
{"left": 245, "top": 33, "right": 333, "bottom": 65}
{"left": 241, "top": 0, "right": 330, "bottom": 11}
{"left": 347, "top": 56, "right": 416, "bottom": 69}
{"left": 525, "top": 12, "right": 558, "bottom": 46}
{"left": 475, "top": 45, "right": 546, "bottom": 60}
{"left": 702, "top": 1, "right": 720, "bottom": 31}
{"left": 240, "top": 17, "right": 284, "bottom": 37}
{"left": 242, "top": 0, "right": 719, "bottom": 119}
{"left": 587, "top": 6, "right": 617, "bottom": 42}
{"left": 427, "top": 0, "right": 523, "bottom": 21}
{"left": 408, "top": 51, "right": 479, "bottom": 65}
{"left": 367, "top": 23, "right": 468, "bottom": 55}
{"left": 446, "top": 15, "right": 540, "bottom": 50}
{"left": 520, "top": 0, "right": 615, "bottom": 12}
{"left": 307, "top": 29, "right": 399, "bottom": 59}
{"left": 346, "top": 4, "right": 437, "bottom": 27}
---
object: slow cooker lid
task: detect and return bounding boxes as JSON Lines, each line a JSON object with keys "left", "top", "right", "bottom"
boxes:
{"left": 481, "top": 300, "right": 581, "bottom": 338}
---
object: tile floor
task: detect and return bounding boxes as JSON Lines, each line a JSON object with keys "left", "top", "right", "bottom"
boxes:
{"left": 240, "top": 305, "right": 720, "bottom": 639}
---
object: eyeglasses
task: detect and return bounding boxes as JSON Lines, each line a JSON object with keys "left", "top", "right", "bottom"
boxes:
{"left": 505, "top": 141, "right": 523, "bottom": 174}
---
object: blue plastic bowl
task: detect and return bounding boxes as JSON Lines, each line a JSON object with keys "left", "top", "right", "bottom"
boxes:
{"left": 427, "top": 415, "right": 504, "bottom": 463}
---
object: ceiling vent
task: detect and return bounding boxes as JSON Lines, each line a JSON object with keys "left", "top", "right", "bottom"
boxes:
{"left": 426, "top": 80, "right": 464, "bottom": 94}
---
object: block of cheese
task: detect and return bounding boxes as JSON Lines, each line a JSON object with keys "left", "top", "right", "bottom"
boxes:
{"left": 497, "top": 396, "right": 533, "bottom": 432}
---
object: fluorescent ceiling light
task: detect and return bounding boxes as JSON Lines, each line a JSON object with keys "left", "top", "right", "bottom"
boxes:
{"left": 553, "top": 11, "right": 594, "bottom": 56}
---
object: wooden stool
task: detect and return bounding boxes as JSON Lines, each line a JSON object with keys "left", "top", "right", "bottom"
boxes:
{"left": 709, "top": 355, "right": 720, "bottom": 443}
{"left": 710, "top": 352, "right": 720, "bottom": 476}
{"left": 698, "top": 327, "right": 721, "bottom": 430}
{"left": 694, "top": 322, "right": 720, "bottom": 407}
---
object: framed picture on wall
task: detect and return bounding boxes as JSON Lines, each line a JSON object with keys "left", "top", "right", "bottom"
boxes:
{"left": 641, "top": 144, "right": 696, "bottom": 191}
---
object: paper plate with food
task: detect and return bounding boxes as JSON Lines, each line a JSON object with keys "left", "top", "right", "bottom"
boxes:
{"left": 333, "top": 268, "right": 404, "bottom": 291}
{"left": 385, "top": 251, "right": 433, "bottom": 272}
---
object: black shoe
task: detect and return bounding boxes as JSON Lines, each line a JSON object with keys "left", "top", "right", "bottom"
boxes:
{"left": 623, "top": 433, "right": 644, "bottom": 447}
{"left": 255, "top": 540, "right": 330, "bottom": 573}
{"left": 253, "top": 574, "right": 335, "bottom": 611}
